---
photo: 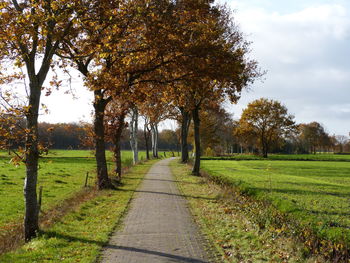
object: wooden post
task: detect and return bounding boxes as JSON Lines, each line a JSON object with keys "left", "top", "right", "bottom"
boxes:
{"left": 84, "top": 172, "right": 89, "bottom": 187}
{"left": 38, "top": 186, "right": 43, "bottom": 212}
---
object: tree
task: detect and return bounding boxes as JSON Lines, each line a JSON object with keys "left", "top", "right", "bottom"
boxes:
{"left": 335, "top": 135, "right": 349, "bottom": 153}
{"left": 0, "top": 0, "right": 84, "bottom": 241}
{"left": 150, "top": 2, "right": 262, "bottom": 174}
{"left": 297, "top": 122, "right": 331, "bottom": 154}
{"left": 190, "top": 104, "right": 236, "bottom": 156}
{"left": 235, "top": 98, "right": 296, "bottom": 158}
{"left": 159, "top": 129, "right": 179, "bottom": 153}
{"left": 58, "top": 0, "right": 134, "bottom": 190}
{"left": 105, "top": 100, "right": 129, "bottom": 181}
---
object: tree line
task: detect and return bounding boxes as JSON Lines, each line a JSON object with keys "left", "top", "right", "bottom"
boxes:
{"left": 17, "top": 122, "right": 180, "bottom": 151}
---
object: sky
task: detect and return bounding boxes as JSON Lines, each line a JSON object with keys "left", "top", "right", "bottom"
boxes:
{"left": 220, "top": 0, "right": 350, "bottom": 136}
{"left": 38, "top": 0, "right": 350, "bottom": 136}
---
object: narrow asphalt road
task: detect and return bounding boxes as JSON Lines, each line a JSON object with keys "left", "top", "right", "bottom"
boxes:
{"left": 99, "top": 158, "right": 212, "bottom": 263}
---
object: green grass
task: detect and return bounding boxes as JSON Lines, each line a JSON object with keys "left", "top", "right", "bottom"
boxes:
{"left": 170, "top": 160, "right": 322, "bottom": 262}
{"left": 0, "top": 150, "right": 146, "bottom": 228}
{"left": 201, "top": 153, "right": 350, "bottom": 162}
{"left": 201, "top": 159, "right": 350, "bottom": 245}
{"left": 0, "top": 159, "right": 156, "bottom": 262}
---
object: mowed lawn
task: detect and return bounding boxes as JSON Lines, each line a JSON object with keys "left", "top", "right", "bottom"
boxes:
{"left": 201, "top": 159, "right": 350, "bottom": 243}
{"left": 0, "top": 150, "right": 146, "bottom": 228}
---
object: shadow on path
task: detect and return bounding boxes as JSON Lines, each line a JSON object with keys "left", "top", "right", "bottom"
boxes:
{"left": 117, "top": 188, "right": 216, "bottom": 201}
{"left": 105, "top": 245, "right": 209, "bottom": 263}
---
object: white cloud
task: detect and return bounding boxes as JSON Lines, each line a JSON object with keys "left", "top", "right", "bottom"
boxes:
{"left": 224, "top": 1, "right": 350, "bottom": 135}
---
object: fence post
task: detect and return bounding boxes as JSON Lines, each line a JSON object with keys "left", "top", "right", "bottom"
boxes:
{"left": 38, "top": 186, "right": 43, "bottom": 211}
{"left": 84, "top": 172, "right": 89, "bottom": 187}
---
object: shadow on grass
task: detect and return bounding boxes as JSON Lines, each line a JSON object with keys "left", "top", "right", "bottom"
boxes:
{"left": 253, "top": 186, "right": 350, "bottom": 198}
{"left": 42, "top": 231, "right": 105, "bottom": 246}
{"left": 282, "top": 181, "right": 350, "bottom": 188}
{"left": 304, "top": 209, "right": 350, "bottom": 217}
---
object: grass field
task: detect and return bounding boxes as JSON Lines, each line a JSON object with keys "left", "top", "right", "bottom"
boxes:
{"left": 0, "top": 150, "right": 146, "bottom": 228}
{"left": 201, "top": 159, "right": 350, "bottom": 247}
{"left": 201, "top": 153, "right": 350, "bottom": 162}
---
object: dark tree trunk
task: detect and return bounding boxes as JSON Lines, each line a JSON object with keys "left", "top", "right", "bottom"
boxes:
{"left": 151, "top": 123, "right": 159, "bottom": 158}
{"left": 24, "top": 55, "right": 53, "bottom": 241}
{"left": 263, "top": 149, "right": 268, "bottom": 158}
{"left": 261, "top": 133, "right": 268, "bottom": 158}
{"left": 192, "top": 106, "right": 201, "bottom": 176}
{"left": 144, "top": 124, "right": 150, "bottom": 160}
{"left": 24, "top": 82, "right": 41, "bottom": 241}
{"left": 180, "top": 107, "right": 191, "bottom": 163}
{"left": 129, "top": 106, "right": 139, "bottom": 164}
{"left": 113, "top": 113, "right": 126, "bottom": 182}
{"left": 93, "top": 90, "right": 112, "bottom": 189}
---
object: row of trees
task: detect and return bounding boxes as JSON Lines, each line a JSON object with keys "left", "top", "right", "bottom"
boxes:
{"left": 0, "top": 0, "right": 260, "bottom": 241}
{"left": 232, "top": 98, "right": 349, "bottom": 157}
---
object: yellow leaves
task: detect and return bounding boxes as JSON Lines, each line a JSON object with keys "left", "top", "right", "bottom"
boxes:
{"left": 0, "top": 1, "right": 9, "bottom": 9}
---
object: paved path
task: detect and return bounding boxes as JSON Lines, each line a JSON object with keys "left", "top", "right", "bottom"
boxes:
{"left": 100, "top": 158, "right": 212, "bottom": 263}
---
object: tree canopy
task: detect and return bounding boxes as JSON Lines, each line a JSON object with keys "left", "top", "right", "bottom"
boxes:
{"left": 235, "top": 98, "right": 296, "bottom": 158}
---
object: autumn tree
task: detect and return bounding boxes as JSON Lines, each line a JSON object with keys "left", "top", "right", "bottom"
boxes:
{"left": 105, "top": 99, "right": 129, "bottom": 181}
{"left": 235, "top": 98, "right": 296, "bottom": 158}
{"left": 159, "top": 129, "right": 179, "bottom": 153}
{"left": 0, "top": 0, "right": 86, "bottom": 240}
{"left": 59, "top": 0, "right": 159, "bottom": 188}
{"left": 190, "top": 103, "right": 236, "bottom": 156}
{"left": 161, "top": 3, "right": 261, "bottom": 175}
{"left": 139, "top": 87, "right": 173, "bottom": 159}
{"left": 297, "top": 122, "right": 331, "bottom": 154}
{"left": 334, "top": 135, "right": 349, "bottom": 153}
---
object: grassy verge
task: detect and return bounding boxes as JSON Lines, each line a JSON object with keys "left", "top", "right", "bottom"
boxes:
{"left": 170, "top": 160, "right": 324, "bottom": 263}
{"left": 0, "top": 159, "right": 157, "bottom": 262}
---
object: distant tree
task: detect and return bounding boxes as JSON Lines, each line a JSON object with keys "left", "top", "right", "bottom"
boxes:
{"left": 297, "top": 122, "right": 331, "bottom": 154}
{"left": 235, "top": 98, "right": 296, "bottom": 158}
{"left": 335, "top": 135, "right": 349, "bottom": 153}
{"left": 39, "top": 123, "right": 87, "bottom": 150}
{"left": 188, "top": 104, "right": 236, "bottom": 156}
{"left": 158, "top": 129, "right": 179, "bottom": 152}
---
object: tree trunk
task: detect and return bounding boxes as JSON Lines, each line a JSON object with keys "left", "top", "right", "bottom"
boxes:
{"left": 144, "top": 123, "right": 150, "bottom": 160}
{"left": 180, "top": 107, "right": 191, "bottom": 163}
{"left": 113, "top": 113, "right": 126, "bottom": 182}
{"left": 129, "top": 106, "right": 139, "bottom": 164}
{"left": 24, "top": 82, "right": 41, "bottom": 241}
{"left": 263, "top": 148, "right": 268, "bottom": 158}
{"left": 93, "top": 90, "right": 112, "bottom": 189}
{"left": 192, "top": 106, "right": 201, "bottom": 176}
{"left": 151, "top": 122, "right": 159, "bottom": 158}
